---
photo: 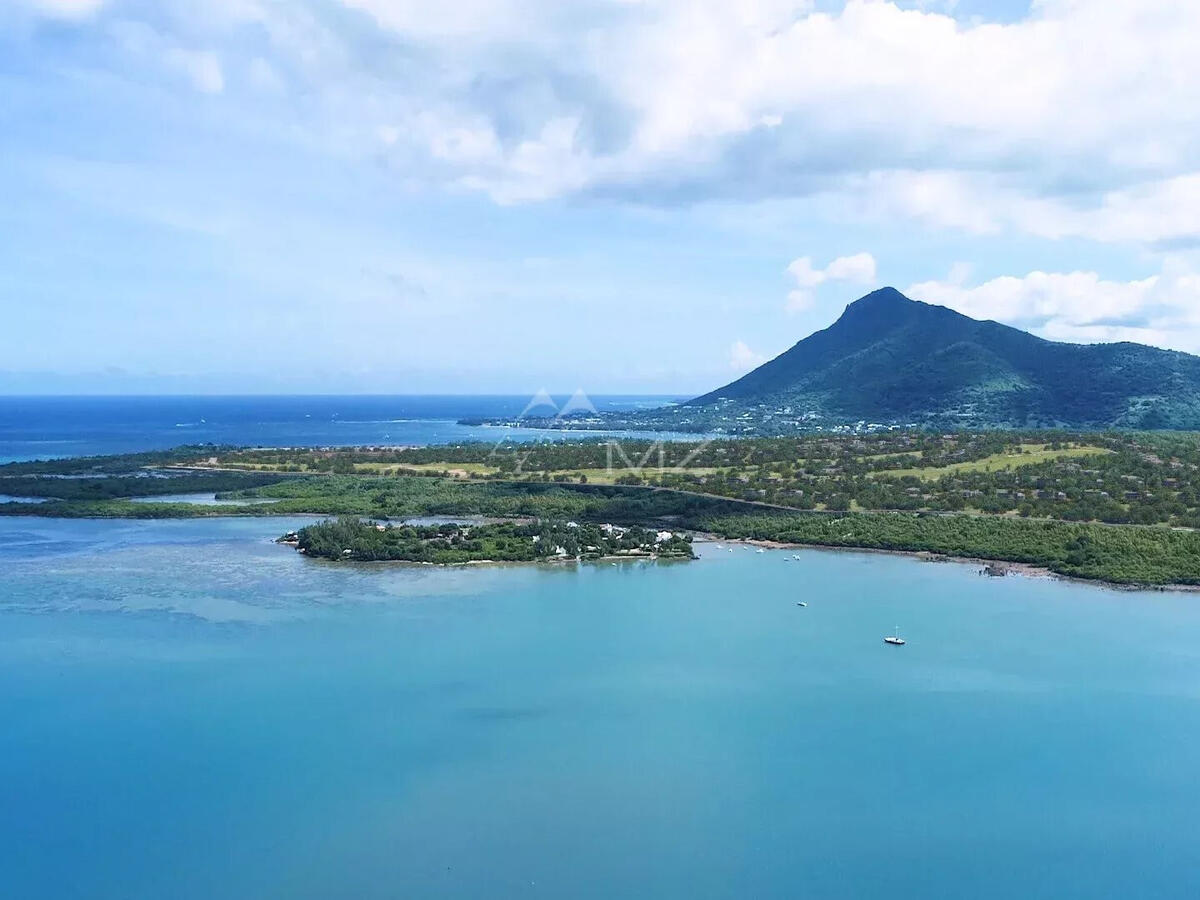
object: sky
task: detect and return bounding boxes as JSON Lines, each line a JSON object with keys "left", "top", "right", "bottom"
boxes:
{"left": 2, "top": 0, "right": 1200, "bottom": 395}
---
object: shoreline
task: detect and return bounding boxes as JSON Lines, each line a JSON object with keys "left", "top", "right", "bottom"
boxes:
{"left": 6, "top": 505, "right": 1196, "bottom": 592}
{"left": 286, "top": 548, "right": 693, "bottom": 568}
{"left": 711, "top": 535, "right": 1053, "bottom": 578}
{"left": 285, "top": 529, "right": 1194, "bottom": 592}
{"left": 699, "top": 535, "right": 1200, "bottom": 594}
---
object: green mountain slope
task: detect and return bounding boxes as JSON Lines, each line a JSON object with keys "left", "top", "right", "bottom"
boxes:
{"left": 688, "top": 287, "right": 1200, "bottom": 429}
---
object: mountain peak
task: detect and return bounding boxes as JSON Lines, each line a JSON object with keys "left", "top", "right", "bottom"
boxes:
{"left": 687, "top": 286, "right": 1200, "bottom": 429}
{"left": 832, "top": 286, "right": 928, "bottom": 332}
{"left": 847, "top": 286, "right": 911, "bottom": 308}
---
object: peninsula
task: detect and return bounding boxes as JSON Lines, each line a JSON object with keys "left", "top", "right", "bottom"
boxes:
{"left": 282, "top": 518, "right": 695, "bottom": 564}
{"left": 5, "top": 429, "right": 1200, "bottom": 586}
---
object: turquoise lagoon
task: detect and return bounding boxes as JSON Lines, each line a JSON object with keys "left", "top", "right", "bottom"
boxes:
{"left": 3, "top": 516, "right": 1200, "bottom": 898}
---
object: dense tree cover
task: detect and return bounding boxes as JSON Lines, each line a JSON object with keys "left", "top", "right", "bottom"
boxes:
{"left": 0, "top": 471, "right": 290, "bottom": 500}
{"left": 0, "top": 499, "right": 250, "bottom": 518}
{"left": 0, "top": 445, "right": 234, "bottom": 476}
{"left": 12, "top": 434, "right": 1200, "bottom": 585}
{"left": 291, "top": 517, "right": 694, "bottom": 563}
{"left": 208, "top": 431, "right": 1024, "bottom": 473}
{"left": 240, "top": 477, "right": 755, "bottom": 521}
{"left": 0, "top": 476, "right": 756, "bottom": 522}
{"left": 202, "top": 431, "right": 1200, "bottom": 528}
{"left": 16, "top": 431, "right": 1200, "bottom": 533}
{"left": 694, "top": 512, "right": 1200, "bottom": 585}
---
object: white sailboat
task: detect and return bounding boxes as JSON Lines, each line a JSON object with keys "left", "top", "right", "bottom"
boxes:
{"left": 883, "top": 626, "right": 906, "bottom": 646}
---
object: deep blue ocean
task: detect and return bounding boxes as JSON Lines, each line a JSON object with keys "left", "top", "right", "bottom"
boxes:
{"left": 0, "top": 395, "right": 685, "bottom": 463}
{"left": 4, "top": 398, "right": 1200, "bottom": 898}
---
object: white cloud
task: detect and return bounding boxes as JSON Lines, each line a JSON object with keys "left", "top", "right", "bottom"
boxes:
{"left": 786, "top": 252, "right": 876, "bottom": 312}
{"left": 327, "top": 0, "right": 1200, "bottom": 247}
{"left": 853, "top": 170, "right": 1200, "bottom": 247}
{"left": 786, "top": 257, "right": 825, "bottom": 290}
{"left": 907, "top": 263, "right": 1200, "bottom": 353}
{"left": 166, "top": 49, "right": 224, "bottom": 94}
{"left": 729, "top": 339, "right": 767, "bottom": 371}
{"left": 824, "top": 252, "right": 877, "bottom": 284}
{"left": 18, "top": 0, "right": 1200, "bottom": 246}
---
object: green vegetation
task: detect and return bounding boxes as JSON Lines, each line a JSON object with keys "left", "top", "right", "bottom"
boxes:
{"left": 0, "top": 471, "right": 290, "bottom": 501}
{"left": 238, "top": 477, "right": 755, "bottom": 521}
{"left": 0, "top": 475, "right": 754, "bottom": 522}
{"left": 508, "top": 287, "right": 1200, "bottom": 432}
{"left": 289, "top": 517, "right": 694, "bottom": 563}
{"left": 0, "top": 499, "right": 269, "bottom": 519}
{"left": 9, "top": 430, "right": 1200, "bottom": 585}
{"left": 695, "top": 511, "right": 1200, "bottom": 586}
{"left": 0, "top": 445, "right": 294, "bottom": 511}
{"left": 463, "top": 285, "right": 1200, "bottom": 434}
{"left": 0, "top": 445, "right": 237, "bottom": 476}
{"left": 198, "top": 430, "right": 1200, "bottom": 528}
{"left": 880, "top": 443, "right": 1110, "bottom": 479}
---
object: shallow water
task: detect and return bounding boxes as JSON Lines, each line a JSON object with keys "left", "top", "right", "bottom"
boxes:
{"left": 129, "top": 492, "right": 280, "bottom": 505}
{"left": 3, "top": 516, "right": 1200, "bottom": 898}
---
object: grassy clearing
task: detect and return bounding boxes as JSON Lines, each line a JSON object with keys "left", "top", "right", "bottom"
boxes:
{"left": 877, "top": 444, "right": 1112, "bottom": 481}
{"left": 575, "top": 465, "right": 726, "bottom": 484}
{"left": 368, "top": 463, "right": 727, "bottom": 485}
{"left": 211, "top": 458, "right": 730, "bottom": 483}
{"left": 369, "top": 461, "right": 499, "bottom": 476}
{"left": 853, "top": 450, "right": 925, "bottom": 464}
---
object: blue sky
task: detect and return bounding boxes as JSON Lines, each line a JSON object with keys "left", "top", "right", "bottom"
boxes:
{"left": 2, "top": 0, "right": 1199, "bottom": 394}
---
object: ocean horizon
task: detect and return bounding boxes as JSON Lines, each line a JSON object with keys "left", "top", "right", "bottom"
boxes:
{"left": 0, "top": 394, "right": 685, "bottom": 463}
{"left": 9, "top": 3, "right": 1198, "bottom": 896}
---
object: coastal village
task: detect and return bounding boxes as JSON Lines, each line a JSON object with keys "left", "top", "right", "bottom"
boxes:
{"left": 280, "top": 518, "right": 696, "bottom": 564}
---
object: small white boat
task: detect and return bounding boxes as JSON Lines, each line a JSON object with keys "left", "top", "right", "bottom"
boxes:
{"left": 883, "top": 627, "right": 906, "bottom": 646}
{"left": 796, "top": 601, "right": 807, "bottom": 607}
{"left": 756, "top": 548, "right": 765, "bottom": 554}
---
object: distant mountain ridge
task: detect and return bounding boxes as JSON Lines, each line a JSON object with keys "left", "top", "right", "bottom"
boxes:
{"left": 687, "top": 287, "right": 1200, "bottom": 429}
